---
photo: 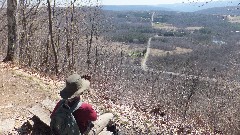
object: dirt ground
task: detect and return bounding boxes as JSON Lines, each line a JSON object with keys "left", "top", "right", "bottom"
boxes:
{"left": 0, "top": 61, "right": 62, "bottom": 134}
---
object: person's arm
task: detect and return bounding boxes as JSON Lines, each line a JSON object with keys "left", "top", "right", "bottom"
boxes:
{"left": 84, "top": 103, "right": 97, "bottom": 121}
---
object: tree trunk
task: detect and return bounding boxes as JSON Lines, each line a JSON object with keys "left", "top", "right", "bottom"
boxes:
{"left": 47, "top": 0, "right": 58, "bottom": 75}
{"left": 3, "top": 0, "right": 17, "bottom": 62}
{"left": 19, "top": 0, "right": 27, "bottom": 64}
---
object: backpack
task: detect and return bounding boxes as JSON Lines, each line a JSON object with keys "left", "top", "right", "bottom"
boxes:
{"left": 50, "top": 99, "right": 82, "bottom": 135}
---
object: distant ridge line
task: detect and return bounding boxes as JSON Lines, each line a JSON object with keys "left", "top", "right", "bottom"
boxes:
{"left": 102, "top": 0, "right": 239, "bottom": 12}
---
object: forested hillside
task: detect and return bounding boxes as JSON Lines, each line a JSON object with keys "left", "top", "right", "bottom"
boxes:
{"left": 1, "top": 0, "right": 240, "bottom": 134}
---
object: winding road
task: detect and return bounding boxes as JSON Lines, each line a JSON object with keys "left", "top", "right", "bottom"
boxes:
{"left": 141, "top": 37, "right": 152, "bottom": 71}
{"left": 139, "top": 12, "right": 228, "bottom": 84}
{"left": 141, "top": 12, "right": 155, "bottom": 71}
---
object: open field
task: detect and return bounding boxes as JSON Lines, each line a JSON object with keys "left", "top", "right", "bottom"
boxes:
{"left": 103, "top": 41, "right": 193, "bottom": 58}
{"left": 227, "top": 15, "right": 240, "bottom": 23}
{"left": 149, "top": 47, "right": 192, "bottom": 57}
{"left": 153, "top": 23, "right": 204, "bottom": 33}
{"left": 185, "top": 26, "right": 204, "bottom": 31}
{"left": 152, "top": 22, "right": 178, "bottom": 30}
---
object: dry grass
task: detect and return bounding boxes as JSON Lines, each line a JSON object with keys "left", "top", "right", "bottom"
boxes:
{"left": 152, "top": 23, "right": 179, "bottom": 31}
{"left": 98, "top": 39, "right": 193, "bottom": 58}
{"left": 153, "top": 23, "right": 204, "bottom": 32}
{"left": 149, "top": 47, "right": 193, "bottom": 57}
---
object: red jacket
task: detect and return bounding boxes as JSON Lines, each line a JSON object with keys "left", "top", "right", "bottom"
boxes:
{"left": 50, "top": 99, "right": 97, "bottom": 133}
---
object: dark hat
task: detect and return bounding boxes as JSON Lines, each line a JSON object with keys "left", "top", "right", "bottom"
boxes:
{"left": 60, "top": 74, "right": 90, "bottom": 99}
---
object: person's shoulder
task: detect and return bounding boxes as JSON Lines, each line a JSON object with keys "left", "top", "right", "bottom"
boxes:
{"left": 80, "top": 102, "right": 94, "bottom": 110}
{"left": 80, "top": 102, "right": 92, "bottom": 107}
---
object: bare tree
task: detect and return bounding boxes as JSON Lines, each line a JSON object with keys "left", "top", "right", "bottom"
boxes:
{"left": 47, "top": 0, "right": 58, "bottom": 75}
{"left": 3, "top": 0, "right": 17, "bottom": 62}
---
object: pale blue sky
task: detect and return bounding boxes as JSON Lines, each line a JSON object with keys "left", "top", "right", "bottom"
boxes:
{"left": 101, "top": 0, "right": 223, "bottom": 5}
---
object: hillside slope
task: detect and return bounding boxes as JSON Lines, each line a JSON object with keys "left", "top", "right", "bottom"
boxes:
{"left": 0, "top": 60, "right": 215, "bottom": 134}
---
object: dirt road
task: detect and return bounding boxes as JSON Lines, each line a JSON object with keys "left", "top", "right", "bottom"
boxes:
{"left": 141, "top": 37, "right": 152, "bottom": 71}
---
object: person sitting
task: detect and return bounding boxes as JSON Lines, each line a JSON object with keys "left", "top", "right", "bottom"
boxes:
{"left": 50, "top": 74, "right": 114, "bottom": 135}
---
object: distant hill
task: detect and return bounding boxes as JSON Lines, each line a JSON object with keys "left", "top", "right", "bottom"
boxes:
{"left": 102, "top": 5, "right": 172, "bottom": 11}
{"left": 158, "top": 0, "right": 239, "bottom": 12}
{"left": 103, "top": 0, "right": 239, "bottom": 12}
{"left": 195, "top": 6, "right": 240, "bottom": 15}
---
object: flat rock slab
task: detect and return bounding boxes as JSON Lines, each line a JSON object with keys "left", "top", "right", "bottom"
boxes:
{"left": 0, "top": 118, "right": 15, "bottom": 132}
{"left": 27, "top": 98, "right": 56, "bottom": 127}
{"left": 41, "top": 98, "right": 56, "bottom": 111}
{"left": 28, "top": 104, "right": 51, "bottom": 126}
